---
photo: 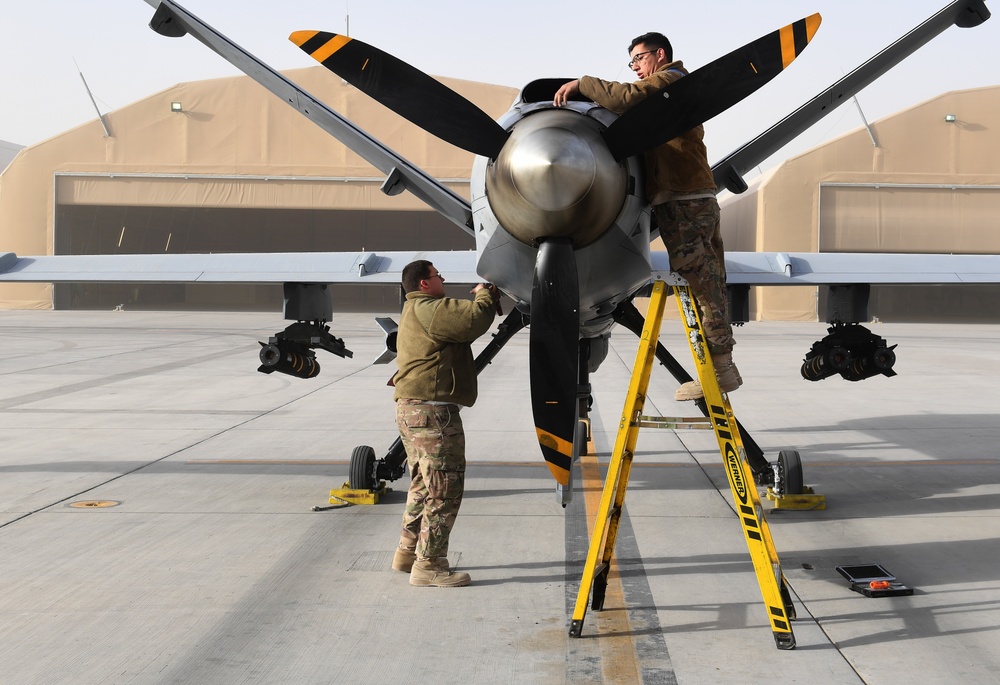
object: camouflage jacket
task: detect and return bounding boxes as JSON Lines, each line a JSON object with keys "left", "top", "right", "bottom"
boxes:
{"left": 392, "top": 289, "right": 497, "bottom": 407}
{"left": 579, "top": 61, "right": 716, "bottom": 203}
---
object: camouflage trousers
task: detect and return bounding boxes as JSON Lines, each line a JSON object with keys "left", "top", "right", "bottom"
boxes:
{"left": 654, "top": 197, "right": 735, "bottom": 354}
{"left": 396, "top": 399, "right": 466, "bottom": 560}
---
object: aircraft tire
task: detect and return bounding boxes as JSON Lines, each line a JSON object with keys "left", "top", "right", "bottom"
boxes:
{"left": 777, "top": 449, "right": 804, "bottom": 495}
{"left": 349, "top": 445, "right": 377, "bottom": 490}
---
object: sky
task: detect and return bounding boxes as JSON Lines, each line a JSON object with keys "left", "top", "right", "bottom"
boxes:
{"left": 1, "top": 0, "right": 997, "bottom": 182}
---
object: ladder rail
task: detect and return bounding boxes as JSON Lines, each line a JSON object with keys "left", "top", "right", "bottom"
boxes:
{"left": 569, "top": 280, "right": 670, "bottom": 637}
{"left": 674, "top": 285, "right": 796, "bottom": 650}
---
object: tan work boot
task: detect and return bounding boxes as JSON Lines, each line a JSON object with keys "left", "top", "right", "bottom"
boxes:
{"left": 409, "top": 558, "right": 470, "bottom": 587}
{"left": 392, "top": 547, "right": 450, "bottom": 573}
{"left": 392, "top": 547, "right": 416, "bottom": 572}
{"left": 675, "top": 352, "right": 742, "bottom": 401}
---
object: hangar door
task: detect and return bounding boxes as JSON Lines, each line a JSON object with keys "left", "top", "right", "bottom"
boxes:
{"left": 818, "top": 183, "right": 1000, "bottom": 322}
{"left": 53, "top": 175, "right": 472, "bottom": 312}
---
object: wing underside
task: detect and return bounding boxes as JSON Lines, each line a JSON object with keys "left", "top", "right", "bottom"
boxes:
{"left": 656, "top": 251, "right": 1000, "bottom": 286}
{"left": 6, "top": 250, "right": 1000, "bottom": 286}
{"left": 0, "top": 250, "right": 481, "bottom": 285}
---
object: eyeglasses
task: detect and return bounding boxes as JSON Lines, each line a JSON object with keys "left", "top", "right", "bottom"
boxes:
{"left": 429, "top": 273, "right": 444, "bottom": 280}
{"left": 627, "top": 49, "right": 657, "bottom": 68}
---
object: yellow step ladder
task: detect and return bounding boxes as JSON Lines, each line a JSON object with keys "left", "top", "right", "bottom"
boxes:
{"left": 568, "top": 279, "right": 797, "bottom": 650}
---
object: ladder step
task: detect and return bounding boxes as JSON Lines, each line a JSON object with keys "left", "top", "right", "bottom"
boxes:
{"left": 636, "top": 415, "right": 712, "bottom": 430}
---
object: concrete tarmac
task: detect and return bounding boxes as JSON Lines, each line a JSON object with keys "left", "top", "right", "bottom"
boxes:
{"left": 1, "top": 309, "right": 999, "bottom": 684}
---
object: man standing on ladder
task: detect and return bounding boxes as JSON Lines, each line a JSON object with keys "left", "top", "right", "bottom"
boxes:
{"left": 554, "top": 30, "right": 741, "bottom": 400}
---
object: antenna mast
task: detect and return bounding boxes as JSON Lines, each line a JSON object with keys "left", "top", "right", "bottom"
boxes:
{"left": 74, "top": 59, "right": 112, "bottom": 138}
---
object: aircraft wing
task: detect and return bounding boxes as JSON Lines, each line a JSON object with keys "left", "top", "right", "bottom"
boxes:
{"left": 7, "top": 249, "right": 1000, "bottom": 287}
{"left": 654, "top": 251, "right": 1000, "bottom": 286}
{"left": 712, "top": 0, "right": 991, "bottom": 193}
{"left": 140, "top": 0, "right": 474, "bottom": 235}
{"left": 0, "top": 250, "right": 481, "bottom": 285}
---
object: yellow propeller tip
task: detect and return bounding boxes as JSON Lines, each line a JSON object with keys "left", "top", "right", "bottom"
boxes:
{"left": 806, "top": 13, "right": 822, "bottom": 40}
{"left": 545, "top": 461, "right": 571, "bottom": 487}
{"left": 288, "top": 30, "right": 318, "bottom": 47}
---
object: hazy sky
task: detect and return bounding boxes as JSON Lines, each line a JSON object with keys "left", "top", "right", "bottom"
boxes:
{"left": 1, "top": 0, "right": 997, "bottom": 180}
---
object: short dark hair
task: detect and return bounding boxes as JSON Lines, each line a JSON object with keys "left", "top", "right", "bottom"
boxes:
{"left": 629, "top": 32, "right": 673, "bottom": 63}
{"left": 402, "top": 259, "right": 433, "bottom": 293}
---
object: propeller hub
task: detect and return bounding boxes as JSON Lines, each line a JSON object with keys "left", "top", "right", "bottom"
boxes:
{"left": 486, "top": 109, "right": 626, "bottom": 248}
{"left": 507, "top": 128, "right": 596, "bottom": 212}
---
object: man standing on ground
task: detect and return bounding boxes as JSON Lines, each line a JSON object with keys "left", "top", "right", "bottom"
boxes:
{"left": 554, "top": 31, "right": 740, "bottom": 400}
{"left": 391, "top": 260, "right": 499, "bottom": 587}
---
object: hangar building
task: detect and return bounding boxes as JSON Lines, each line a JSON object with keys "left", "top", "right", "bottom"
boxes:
{"left": 1, "top": 65, "right": 998, "bottom": 321}
{"left": 0, "top": 66, "right": 516, "bottom": 311}
{"left": 721, "top": 85, "right": 1000, "bottom": 322}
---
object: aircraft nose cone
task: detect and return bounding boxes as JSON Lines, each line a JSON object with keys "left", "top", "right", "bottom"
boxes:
{"left": 507, "top": 128, "right": 595, "bottom": 211}
{"left": 486, "top": 109, "right": 626, "bottom": 248}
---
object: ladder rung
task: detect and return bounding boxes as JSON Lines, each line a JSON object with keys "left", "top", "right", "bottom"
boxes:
{"left": 636, "top": 415, "right": 712, "bottom": 430}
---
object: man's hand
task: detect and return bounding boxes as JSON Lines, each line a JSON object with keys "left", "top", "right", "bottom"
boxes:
{"left": 473, "top": 283, "right": 503, "bottom": 315}
{"left": 553, "top": 80, "right": 580, "bottom": 107}
{"left": 472, "top": 283, "right": 498, "bottom": 298}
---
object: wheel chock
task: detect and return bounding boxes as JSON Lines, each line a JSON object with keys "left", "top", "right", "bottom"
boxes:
{"left": 765, "top": 485, "right": 826, "bottom": 510}
{"left": 329, "top": 481, "right": 389, "bottom": 505}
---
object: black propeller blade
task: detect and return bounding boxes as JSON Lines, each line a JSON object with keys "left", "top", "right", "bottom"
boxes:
{"left": 290, "top": 31, "right": 509, "bottom": 159}
{"left": 529, "top": 238, "right": 580, "bottom": 487}
{"left": 604, "top": 13, "right": 821, "bottom": 160}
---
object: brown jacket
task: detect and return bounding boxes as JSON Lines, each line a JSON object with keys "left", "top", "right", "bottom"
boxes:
{"left": 579, "top": 61, "right": 716, "bottom": 203}
{"left": 393, "top": 289, "right": 497, "bottom": 407}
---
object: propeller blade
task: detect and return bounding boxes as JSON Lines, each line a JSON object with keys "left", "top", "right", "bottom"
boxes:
{"left": 290, "top": 31, "right": 509, "bottom": 159}
{"left": 529, "top": 238, "right": 580, "bottom": 487}
{"left": 604, "top": 13, "right": 822, "bottom": 160}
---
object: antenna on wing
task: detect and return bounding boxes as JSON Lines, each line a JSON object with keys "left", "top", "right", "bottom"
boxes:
{"left": 74, "top": 59, "right": 112, "bottom": 138}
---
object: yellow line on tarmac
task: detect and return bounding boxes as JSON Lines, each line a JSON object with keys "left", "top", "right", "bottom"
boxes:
{"left": 579, "top": 449, "right": 641, "bottom": 685}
